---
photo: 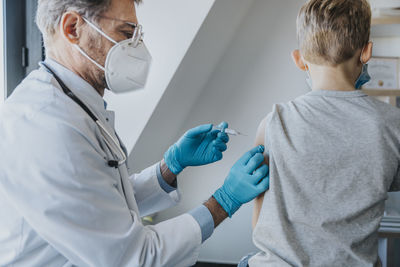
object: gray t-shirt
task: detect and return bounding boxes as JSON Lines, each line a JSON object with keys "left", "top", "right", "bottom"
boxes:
{"left": 250, "top": 90, "right": 400, "bottom": 267}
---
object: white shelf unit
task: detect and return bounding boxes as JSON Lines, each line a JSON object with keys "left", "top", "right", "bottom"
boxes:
{"left": 373, "top": 16, "right": 400, "bottom": 26}
{"left": 368, "top": 18, "right": 400, "bottom": 244}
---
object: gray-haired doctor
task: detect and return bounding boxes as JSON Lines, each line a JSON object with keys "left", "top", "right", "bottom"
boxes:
{"left": 0, "top": 0, "right": 270, "bottom": 266}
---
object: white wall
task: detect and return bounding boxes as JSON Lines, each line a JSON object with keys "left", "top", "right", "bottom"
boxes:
{"left": 128, "top": 0, "right": 255, "bottom": 173}
{"left": 104, "top": 0, "right": 215, "bottom": 152}
{"left": 155, "top": 0, "right": 308, "bottom": 263}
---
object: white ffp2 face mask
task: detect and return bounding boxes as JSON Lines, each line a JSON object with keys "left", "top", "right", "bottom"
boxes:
{"left": 104, "top": 40, "right": 152, "bottom": 93}
{"left": 74, "top": 18, "right": 152, "bottom": 94}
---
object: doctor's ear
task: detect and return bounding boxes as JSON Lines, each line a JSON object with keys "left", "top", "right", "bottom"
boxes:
{"left": 292, "top": 50, "right": 308, "bottom": 71}
{"left": 60, "top": 11, "right": 85, "bottom": 44}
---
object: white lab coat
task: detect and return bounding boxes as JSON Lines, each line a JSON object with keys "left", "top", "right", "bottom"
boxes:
{"left": 0, "top": 59, "right": 203, "bottom": 267}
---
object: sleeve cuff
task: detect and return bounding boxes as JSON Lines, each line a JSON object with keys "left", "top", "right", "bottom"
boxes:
{"left": 188, "top": 205, "right": 214, "bottom": 243}
{"left": 156, "top": 162, "right": 177, "bottom": 193}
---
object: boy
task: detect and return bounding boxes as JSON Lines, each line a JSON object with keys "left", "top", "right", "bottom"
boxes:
{"left": 249, "top": 0, "right": 400, "bottom": 266}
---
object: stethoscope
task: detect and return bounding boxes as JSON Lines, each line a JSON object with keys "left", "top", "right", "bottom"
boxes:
{"left": 40, "top": 62, "right": 127, "bottom": 168}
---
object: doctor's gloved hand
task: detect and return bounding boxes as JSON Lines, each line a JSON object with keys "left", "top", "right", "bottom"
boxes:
{"left": 164, "top": 122, "right": 230, "bottom": 175}
{"left": 213, "top": 146, "right": 269, "bottom": 217}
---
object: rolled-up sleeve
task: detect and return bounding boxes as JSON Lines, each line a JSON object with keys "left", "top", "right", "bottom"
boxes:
{"left": 189, "top": 205, "right": 214, "bottom": 243}
{"left": 156, "top": 162, "right": 177, "bottom": 193}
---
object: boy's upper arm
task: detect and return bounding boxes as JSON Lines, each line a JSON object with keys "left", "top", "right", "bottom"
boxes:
{"left": 254, "top": 117, "right": 266, "bottom": 146}
{"left": 252, "top": 116, "right": 270, "bottom": 229}
{"left": 255, "top": 115, "right": 270, "bottom": 165}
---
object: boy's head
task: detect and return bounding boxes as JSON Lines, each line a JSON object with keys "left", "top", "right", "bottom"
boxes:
{"left": 296, "top": 0, "right": 371, "bottom": 66}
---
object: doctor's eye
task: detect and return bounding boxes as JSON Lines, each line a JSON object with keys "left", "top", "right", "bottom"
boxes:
{"left": 122, "top": 31, "right": 133, "bottom": 39}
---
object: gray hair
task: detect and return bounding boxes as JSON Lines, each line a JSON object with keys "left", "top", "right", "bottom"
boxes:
{"left": 36, "top": 0, "right": 141, "bottom": 45}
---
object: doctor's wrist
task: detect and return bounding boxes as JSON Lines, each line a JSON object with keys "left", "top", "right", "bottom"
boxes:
{"left": 204, "top": 196, "right": 228, "bottom": 228}
{"left": 160, "top": 159, "right": 177, "bottom": 186}
{"left": 163, "top": 145, "right": 184, "bottom": 175}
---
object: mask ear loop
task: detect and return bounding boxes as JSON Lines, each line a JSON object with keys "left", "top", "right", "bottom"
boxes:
{"left": 73, "top": 17, "right": 119, "bottom": 72}
{"left": 74, "top": 44, "right": 106, "bottom": 71}
{"left": 82, "top": 17, "right": 118, "bottom": 45}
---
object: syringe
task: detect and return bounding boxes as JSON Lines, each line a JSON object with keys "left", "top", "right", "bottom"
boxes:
{"left": 214, "top": 126, "right": 247, "bottom": 137}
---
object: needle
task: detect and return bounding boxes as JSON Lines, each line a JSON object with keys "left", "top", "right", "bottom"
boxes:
{"left": 214, "top": 126, "right": 248, "bottom": 137}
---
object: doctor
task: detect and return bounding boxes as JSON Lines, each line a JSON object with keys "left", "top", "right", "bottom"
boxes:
{"left": 0, "top": 0, "right": 269, "bottom": 266}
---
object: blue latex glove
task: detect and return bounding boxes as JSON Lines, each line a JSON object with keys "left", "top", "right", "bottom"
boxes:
{"left": 164, "top": 122, "right": 230, "bottom": 175}
{"left": 213, "top": 146, "right": 269, "bottom": 217}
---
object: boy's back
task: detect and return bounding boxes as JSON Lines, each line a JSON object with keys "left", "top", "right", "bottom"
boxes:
{"left": 250, "top": 90, "right": 400, "bottom": 266}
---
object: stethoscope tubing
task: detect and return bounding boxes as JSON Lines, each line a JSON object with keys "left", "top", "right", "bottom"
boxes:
{"left": 39, "top": 62, "right": 126, "bottom": 168}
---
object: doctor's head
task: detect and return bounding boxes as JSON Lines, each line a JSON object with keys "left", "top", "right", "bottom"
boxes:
{"left": 36, "top": 0, "right": 142, "bottom": 96}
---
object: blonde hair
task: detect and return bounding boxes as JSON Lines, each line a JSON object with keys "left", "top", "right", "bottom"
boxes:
{"left": 297, "top": 0, "right": 371, "bottom": 66}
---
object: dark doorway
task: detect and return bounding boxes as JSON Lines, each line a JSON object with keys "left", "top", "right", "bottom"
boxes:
{"left": 3, "top": 0, "right": 43, "bottom": 97}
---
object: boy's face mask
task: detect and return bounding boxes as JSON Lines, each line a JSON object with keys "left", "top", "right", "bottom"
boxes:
{"left": 355, "top": 62, "right": 371, "bottom": 90}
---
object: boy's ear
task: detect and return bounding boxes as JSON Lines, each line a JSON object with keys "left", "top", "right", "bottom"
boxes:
{"left": 361, "top": 42, "right": 373, "bottom": 64}
{"left": 292, "top": 50, "right": 308, "bottom": 71}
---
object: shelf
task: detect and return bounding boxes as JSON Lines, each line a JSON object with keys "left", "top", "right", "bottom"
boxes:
{"left": 372, "top": 16, "right": 400, "bottom": 25}
{"left": 362, "top": 89, "right": 400, "bottom": 96}
{"left": 380, "top": 216, "right": 400, "bottom": 238}
{"left": 371, "top": 23, "right": 400, "bottom": 37}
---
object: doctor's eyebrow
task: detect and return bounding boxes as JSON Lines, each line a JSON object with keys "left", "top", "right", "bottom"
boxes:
{"left": 117, "top": 23, "right": 136, "bottom": 31}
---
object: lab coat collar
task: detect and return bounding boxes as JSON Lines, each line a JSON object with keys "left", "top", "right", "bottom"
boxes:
{"left": 43, "top": 58, "right": 110, "bottom": 123}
